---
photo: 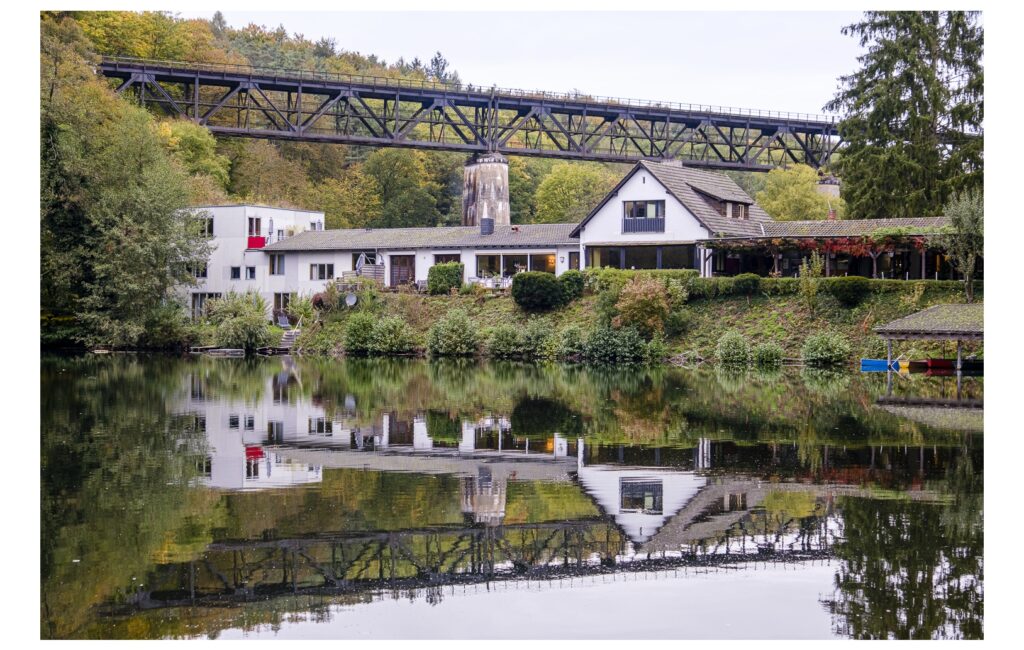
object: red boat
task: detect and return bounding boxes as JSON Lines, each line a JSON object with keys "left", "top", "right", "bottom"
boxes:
{"left": 927, "top": 358, "right": 955, "bottom": 370}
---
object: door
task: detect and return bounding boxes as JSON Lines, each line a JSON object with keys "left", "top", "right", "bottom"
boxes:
{"left": 390, "top": 255, "right": 415, "bottom": 286}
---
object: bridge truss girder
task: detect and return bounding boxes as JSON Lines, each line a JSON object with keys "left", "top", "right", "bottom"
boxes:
{"left": 101, "top": 60, "right": 843, "bottom": 171}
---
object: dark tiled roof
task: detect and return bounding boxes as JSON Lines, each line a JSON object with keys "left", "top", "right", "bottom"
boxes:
{"left": 763, "top": 216, "right": 949, "bottom": 238}
{"left": 262, "top": 223, "right": 579, "bottom": 252}
{"left": 874, "top": 304, "right": 983, "bottom": 337}
{"left": 640, "top": 161, "right": 774, "bottom": 237}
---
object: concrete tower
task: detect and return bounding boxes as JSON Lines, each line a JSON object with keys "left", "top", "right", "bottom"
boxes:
{"left": 462, "top": 152, "right": 510, "bottom": 229}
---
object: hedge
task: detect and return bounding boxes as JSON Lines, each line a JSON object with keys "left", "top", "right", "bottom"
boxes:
{"left": 427, "top": 262, "right": 464, "bottom": 295}
{"left": 583, "top": 268, "right": 699, "bottom": 293}
{"left": 824, "top": 275, "right": 871, "bottom": 307}
{"left": 512, "top": 271, "right": 564, "bottom": 311}
{"left": 558, "top": 269, "right": 585, "bottom": 302}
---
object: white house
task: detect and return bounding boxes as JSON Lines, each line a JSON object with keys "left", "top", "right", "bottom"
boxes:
{"left": 186, "top": 204, "right": 325, "bottom": 317}
{"left": 183, "top": 161, "right": 954, "bottom": 318}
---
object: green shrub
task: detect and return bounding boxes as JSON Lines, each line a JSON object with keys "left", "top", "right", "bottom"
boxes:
{"left": 370, "top": 316, "right": 417, "bottom": 354}
{"left": 287, "top": 294, "right": 316, "bottom": 326}
{"left": 558, "top": 269, "right": 585, "bottom": 302}
{"left": 512, "top": 271, "right": 564, "bottom": 311}
{"left": 557, "top": 325, "right": 586, "bottom": 360}
{"left": 583, "top": 268, "right": 699, "bottom": 294}
{"left": 487, "top": 324, "right": 523, "bottom": 359}
{"left": 520, "top": 319, "right": 551, "bottom": 358}
{"left": 582, "top": 326, "right": 646, "bottom": 363}
{"left": 824, "top": 276, "right": 871, "bottom": 307}
{"left": 425, "top": 410, "right": 462, "bottom": 441}
{"left": 427, "top": 262, "right": 464, "bottom": 295}
{"left": 612, "top": 275, "right": 670, "bottom": 338}
{"left": 733, "top": 273, "right": 761, "bottom": 296}
{"left": 427, "top": 309, "right": 479, "bottom": 356}
{"left": 206, "top": 291, "right": 273, "bottom": 351}
{"left": 645, "top": 334, "right": 668, "bottom": 362}
{"left": 665, "top": 308, "right": 694, "bottom": 338}
{"left": 801, "top": 331, "right": 852, "bottom": 367}
{"left": 752, "top": 341, "right": 784, "bottom": 368}
{"left": 295, "top": 321, "right": 345, "bottom": 355}
{"left": 799, "top": 252, "right": 824, "bottom": 310}
{"left": 344, "top": 311, "right": 377, "bottom": 355}
{"left": 688, "top": 276, "right": 736, "bottom": 299}
{"left": 762, "top": 277, "right": 800, "bottom": 295}
{"left": 716, "top": 330, "right": 751, "bottom": 366}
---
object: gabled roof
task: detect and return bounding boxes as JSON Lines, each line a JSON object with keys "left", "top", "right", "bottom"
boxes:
{"left": 569, "top": 160, "right": 772, "bottom": 238}
{"left": 261, "top": 223, "right": 578, "bottom": 252}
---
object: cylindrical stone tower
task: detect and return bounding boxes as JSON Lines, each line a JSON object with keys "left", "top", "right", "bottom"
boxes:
{"left": 462, "top": 152, "right": 510, "bottom": 227}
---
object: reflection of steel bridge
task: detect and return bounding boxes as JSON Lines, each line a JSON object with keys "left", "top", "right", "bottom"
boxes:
{"left": 108, "top": 515, "right": 835, "bottom": 614}
{"left": 99, "top": 57, "right": 842, "bottom": 171}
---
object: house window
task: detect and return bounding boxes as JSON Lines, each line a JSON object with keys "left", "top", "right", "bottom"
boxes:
{"left": 197, "top": 216, "right": 214, "bottom": 237}
{"left": 230, "top": 266, "right": 241, "bottom": 280}
{"left": 529, "top": 253, "right": 556, "bottom": 274}
{"left": 622, "top": 200, "right": 666, "bottom": 233}
{"left": 435, "top": 253, "right": 461, "bottom": 265}
{"left": 310, "top": 263, "right": 334, "bottom": 280}
{"left": 308, "top": 417, "right": 333, "bottom": 435}
{"left": 190, "top": 292, "right": 222, "bottom": 318}
{"left": 476, "top": 255, "right": 501, "bottom": 277}
{"left": 193, "top": 263, "right": 208, "bottom": 279}
{"left": 620, "top": 479, "right": 664, "bottom": 515}
{"left": 245, "top": 415, "right": 254, "bottom": 431}
{"left": 248, "top": 217, "right": 262, "bottom": 237}
{"left": 274, "top": 293, "right": 292, "bottom": 312}
{"left": 267, "top": 421, "right": 284, "bottom": 443}
{"left": 245, "top": 266, "right": 256, "bottom": 280}
{"left": 229, "top": 415, "right": 239, "bottom": 429}
{"left": 311, "top": 220, "right": 322, "bottom": 231}
{"left": 277, "top": 229, "right": 285, "bottom": 241}
{"left": 569, "top": 252, "right": 580, "bottom": 270}
{"left": 352, "top": 251, "right": 378, "bottom": 270}
{"left": 735, "top": 203, "right": 747, "bottom": 219}
{"left": 269, "top": 254, "right": 285, "bottom": 275}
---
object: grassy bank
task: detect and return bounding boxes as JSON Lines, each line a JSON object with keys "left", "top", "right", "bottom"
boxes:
{"left": 295, "top": 277, "right": 981, "bottom": 363}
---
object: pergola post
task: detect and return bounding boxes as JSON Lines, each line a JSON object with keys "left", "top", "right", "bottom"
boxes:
{"left": 886, "top": 338, "right": 893, "bottom": 368}
{"left": 921, "top": 249, "right": 927, "bottom": 279}
{"left": 956, "top": 340, "right": 963, "bottom": 371}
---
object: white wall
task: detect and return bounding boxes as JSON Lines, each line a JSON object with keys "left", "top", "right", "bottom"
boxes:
{"left": 577, "top": 169, "right": 710, "bottom": 246}
{"left": 189, "top": 205, "right": 326, "bottom": 315}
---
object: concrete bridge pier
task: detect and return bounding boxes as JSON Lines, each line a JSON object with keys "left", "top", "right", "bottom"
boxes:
{"left": 462, "top": 152, "right": 510, "bottom": 228}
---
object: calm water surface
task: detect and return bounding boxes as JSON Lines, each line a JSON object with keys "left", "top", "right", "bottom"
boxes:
{"left": 40, "top": 355, "right": 983, "bottom": 639}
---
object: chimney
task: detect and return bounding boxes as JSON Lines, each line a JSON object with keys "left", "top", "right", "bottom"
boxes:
{"left": 827, "top": 209, "right": 837, "bottom": 220}
{"left": 480, "top": 217, "right": 494, "bottom": 235}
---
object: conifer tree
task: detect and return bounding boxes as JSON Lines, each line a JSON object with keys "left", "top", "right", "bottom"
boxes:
{"left": 825, "top": 12, "right": 983, "bottom": 219}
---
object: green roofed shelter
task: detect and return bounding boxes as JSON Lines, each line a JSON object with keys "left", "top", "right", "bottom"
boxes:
{"left": 874, "top": 303, "right": 983, "bottom": 370}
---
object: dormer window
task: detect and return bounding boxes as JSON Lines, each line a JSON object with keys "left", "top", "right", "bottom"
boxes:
{"left": 622, "top": 200, "right": 666, "bottom": 233}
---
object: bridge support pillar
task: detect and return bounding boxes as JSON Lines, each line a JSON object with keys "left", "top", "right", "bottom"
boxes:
{"left": 462, "top": 153, "right": 510, "bottom": 227}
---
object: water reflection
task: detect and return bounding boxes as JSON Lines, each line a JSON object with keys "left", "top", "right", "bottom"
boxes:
{"left": 40, "top": 355, "right": 983, "bottom": 640}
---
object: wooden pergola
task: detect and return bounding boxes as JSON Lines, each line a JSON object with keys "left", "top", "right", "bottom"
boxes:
{"left": 874, "top": 304, "right": 984, "bottom": 370}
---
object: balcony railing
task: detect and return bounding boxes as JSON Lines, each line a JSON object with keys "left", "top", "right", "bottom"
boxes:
{"left": 247, "top": 236, "right": 267, "bottom": 249}
{"left": 622, "top": 217, "right": 665, "bottom": 234}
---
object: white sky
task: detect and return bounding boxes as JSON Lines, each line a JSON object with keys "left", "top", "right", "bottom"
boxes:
{"left": 177, "top": 10, "right": 865, "bottom": 117}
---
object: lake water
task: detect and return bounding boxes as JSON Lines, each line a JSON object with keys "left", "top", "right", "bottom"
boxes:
{"left": 40, "top": 354, "right": 983, "bottom": 639}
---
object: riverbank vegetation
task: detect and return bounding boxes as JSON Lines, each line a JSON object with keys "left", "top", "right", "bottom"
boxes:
{"left": 291, "top": 271, "right": 980, "bottom": 365}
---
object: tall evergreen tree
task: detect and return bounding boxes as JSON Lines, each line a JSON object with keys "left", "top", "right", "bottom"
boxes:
{"left": 825, "top": 12, "right": 983, "bottom": 219}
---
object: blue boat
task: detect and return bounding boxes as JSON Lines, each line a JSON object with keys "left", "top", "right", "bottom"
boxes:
{"left": 860, "top": 359, "right": 896, "bottom": 372}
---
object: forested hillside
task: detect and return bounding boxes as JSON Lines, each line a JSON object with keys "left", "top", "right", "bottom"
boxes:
{"left": 54, "top": 10, "right": 625, "bottom": 228}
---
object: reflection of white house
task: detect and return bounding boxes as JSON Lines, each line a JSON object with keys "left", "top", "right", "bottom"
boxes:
{"left": 576, "top": 464, "right": 708, "bottom": 546}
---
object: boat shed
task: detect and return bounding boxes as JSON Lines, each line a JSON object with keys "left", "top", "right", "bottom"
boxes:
{"left": 874, "top": 303, "right": 984, "bottom": 370}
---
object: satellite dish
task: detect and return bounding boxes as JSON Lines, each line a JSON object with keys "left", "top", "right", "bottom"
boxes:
{"left": 345, "top": 293, "right": 358, "bottom": 307}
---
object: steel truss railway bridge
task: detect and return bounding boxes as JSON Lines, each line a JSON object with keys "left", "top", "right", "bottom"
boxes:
{"left": 100, "top": 57, "right": 843, "bottom": 171}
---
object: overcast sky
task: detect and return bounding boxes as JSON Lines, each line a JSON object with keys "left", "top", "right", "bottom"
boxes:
{"left": 178, "top": 11, "right": 866, "bottom": 116}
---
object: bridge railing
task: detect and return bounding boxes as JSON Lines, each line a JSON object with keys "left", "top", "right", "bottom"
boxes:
{"left": 100, "top": 56, "right": 839, "bottom": 125}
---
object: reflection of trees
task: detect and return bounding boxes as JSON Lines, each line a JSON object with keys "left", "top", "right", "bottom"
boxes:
{"left": 41, "top": 355, "right": 210, "bottom": 639}
{"left": 823, "top": 489, "right": 983, "bottom": 639}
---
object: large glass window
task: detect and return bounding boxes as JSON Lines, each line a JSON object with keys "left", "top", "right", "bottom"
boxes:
{"left": 588, "top": 247, "right": 622, "bottom": 269}
{"left": 476, "top": 255, "right": 501, "bottom": 277}
{"left": 274, "top": 292, "right": 292, "bottom": 312}
{"left": 620, "top": 479, "right": 664, "bottom": 514}
{"left": 569, "top": 252, "right": 580, "bottom": 270}
{"left": 435, "top": 253, "right": 461, "bottom": 264}
{"left": 624, "top": 246, "right": 658, "bottom": 270}
{"left": 529, "top": 253, "right": 556, "bottom": 274}
{"left": 503, "top": 254, "right": 528, "bottom": 277}
{"left": 661, "top": 245, "right": 695, "bottom": 269}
